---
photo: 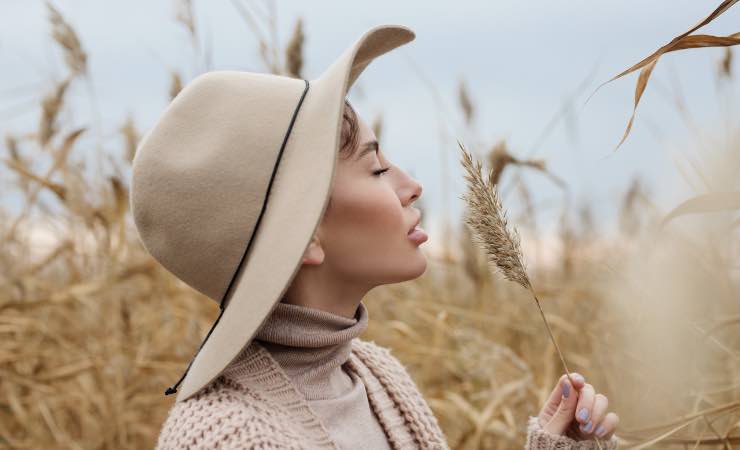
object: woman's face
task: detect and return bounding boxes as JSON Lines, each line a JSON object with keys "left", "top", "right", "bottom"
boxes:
{"left": 304, "top": 108, "right": 427, "bottom": 289}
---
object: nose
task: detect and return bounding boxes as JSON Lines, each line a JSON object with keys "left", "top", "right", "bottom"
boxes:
{"left": 407, "top": 178, "right": 422, "bottom": 205}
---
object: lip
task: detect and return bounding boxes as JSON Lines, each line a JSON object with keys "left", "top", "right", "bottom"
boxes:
{"left": 407, "top": 226, "right": 428, "bottom": 245}
{"left": 407, "top": 215, "right": 421, "bottom": 235}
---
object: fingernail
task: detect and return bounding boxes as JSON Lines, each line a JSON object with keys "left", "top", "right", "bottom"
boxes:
{"left": 562, "top": 380, "right": 570, "bottom": 398}
{"left": 595, "top": 424, "right": 605, "bottom": 437}
{"left": 580, "top": 420, "right": 593, "bottom": 433}
{"left": 578, "top": 408, "right": 589, "bottom": 421}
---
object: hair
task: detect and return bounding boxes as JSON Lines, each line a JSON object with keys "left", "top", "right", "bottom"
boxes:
{"left": 325, "top": 99, "right": 360, "bottom": 213}
{"left": 339, "top": 99, "right": 360, "bottom": 161}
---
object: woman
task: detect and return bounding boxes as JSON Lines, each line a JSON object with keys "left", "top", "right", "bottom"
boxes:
{"left": 130, "top": 25, "right": 620, "bottom": 449}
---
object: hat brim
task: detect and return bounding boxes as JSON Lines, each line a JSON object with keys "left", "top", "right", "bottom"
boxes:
{"left": 174, "top": 24, "right": 415, "bottom": 403}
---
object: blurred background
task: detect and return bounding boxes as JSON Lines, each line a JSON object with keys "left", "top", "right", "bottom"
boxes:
{"left": 1, "top": 0, "right": 738, "bottom": 448}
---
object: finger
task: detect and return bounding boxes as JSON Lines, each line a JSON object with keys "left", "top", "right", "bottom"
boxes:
{"left": 594, "top": 412, "right": 620, "bottom": 440}
{"left": 542, "top": 377, "right": 581, "bottom": 436}
{"left": 558, "top": 372, "right": 586, "bottom": 394}
{"left": 579, "top": 393, "right": 607, "bottom": 435}
{"left": 542, "top": 372, "right": 584, "bottom": 413}
{"left": 568, "top": 372, "right": 587, "bottom": 390}
{"left": 589, "top": 394, "right": 609, "bottom": 430}
{"left": 575, "top": 383, "right": 595, "bottom": 425}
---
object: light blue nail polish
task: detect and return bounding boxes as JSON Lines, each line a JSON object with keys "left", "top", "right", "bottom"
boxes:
{"left": 578, "top": 407, "right": 589, "bottom": 421}
{"left": 595, "top": 424, "right": 605, "bottom": 436}
{"left": 562, "top": 381, "right": 570, "bottom": 398}
{"left": 584, "top": 421, "right": 593, "bottom": 432}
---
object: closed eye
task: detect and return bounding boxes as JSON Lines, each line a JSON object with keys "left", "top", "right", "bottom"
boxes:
{"left": 373, "top": 167, "right": 391, "bottom": 176}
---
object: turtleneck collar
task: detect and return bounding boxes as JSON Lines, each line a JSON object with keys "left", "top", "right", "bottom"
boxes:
{"left": 249, "top": 300, "right": 369, "bottom": 400}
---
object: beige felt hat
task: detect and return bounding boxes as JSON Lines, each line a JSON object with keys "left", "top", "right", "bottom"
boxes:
{"left": 129, "top": 24, "right": 415, "bottom": 403}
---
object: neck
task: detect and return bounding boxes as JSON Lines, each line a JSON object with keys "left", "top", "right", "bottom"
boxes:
{"left": 282, "top": 263, "right": 373, "bottom": 319}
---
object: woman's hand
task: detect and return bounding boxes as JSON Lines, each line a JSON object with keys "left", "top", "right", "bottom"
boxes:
{"left": 537, "top": 372, "right": 619, "bottom": 441}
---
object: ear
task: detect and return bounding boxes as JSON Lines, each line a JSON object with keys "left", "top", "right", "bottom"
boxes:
{"left": 302, "top": 232, "right": 325, "bottom": 265}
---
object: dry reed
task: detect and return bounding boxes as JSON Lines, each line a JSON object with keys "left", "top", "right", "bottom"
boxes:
{"left": 586, "top": 0, "right": 740, "bottom": 151}
{"left": 457, "top": 140, "right": 605, "bottom": 449}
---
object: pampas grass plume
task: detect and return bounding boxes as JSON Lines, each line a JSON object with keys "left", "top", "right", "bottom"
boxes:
{"left": 457, "top": 139, "right": 604, "bottom": 446}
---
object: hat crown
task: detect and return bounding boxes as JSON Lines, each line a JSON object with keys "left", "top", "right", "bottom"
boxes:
{"left": 130, "top": 71, "right": 309, "bottom": 302}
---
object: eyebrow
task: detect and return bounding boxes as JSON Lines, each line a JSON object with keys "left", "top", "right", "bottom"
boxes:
{"left": 356, "top": 140, "right": 379, "bottom": 161}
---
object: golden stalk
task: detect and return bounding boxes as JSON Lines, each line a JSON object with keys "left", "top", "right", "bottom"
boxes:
{"left": 457, "top": 139, "right": 604, "bottom": 448}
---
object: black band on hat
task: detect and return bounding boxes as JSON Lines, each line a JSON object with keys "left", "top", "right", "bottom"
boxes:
{"left": 165, "top": 78, "right": 311, "bottom": 396}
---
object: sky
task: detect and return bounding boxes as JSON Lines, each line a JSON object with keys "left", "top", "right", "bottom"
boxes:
{"left": 1, "top": 0, "right": 738, "bottom": 259}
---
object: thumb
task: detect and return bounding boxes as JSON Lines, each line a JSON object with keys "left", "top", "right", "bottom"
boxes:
{"left": 542, "top": 377, "right": 581, "bottom": 436}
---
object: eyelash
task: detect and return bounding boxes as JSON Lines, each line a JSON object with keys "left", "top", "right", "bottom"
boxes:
{"left": 373, "top": 167, "right": 391, "bottom": 176}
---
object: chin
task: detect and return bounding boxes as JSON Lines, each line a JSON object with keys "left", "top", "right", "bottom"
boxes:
{"left": 402, "top": 250, "right": 428, "bottom": 280}
{"left": 375, "top": 246, "right": 428, "bottom": 283}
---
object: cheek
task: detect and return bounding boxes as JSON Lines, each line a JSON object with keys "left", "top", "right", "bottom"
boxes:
{"left": 323, "top": 180, "right": 404, "bottom": 258}
{"left": 339, "top": 187, "right": 400, "bottom": 240}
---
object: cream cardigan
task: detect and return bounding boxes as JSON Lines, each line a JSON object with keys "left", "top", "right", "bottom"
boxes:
{"left": 155, "top": 302, "right": 619, "bottom": 449}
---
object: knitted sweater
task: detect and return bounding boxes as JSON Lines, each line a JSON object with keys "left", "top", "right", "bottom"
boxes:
{"left": 155, "top": 301, "right": 619, "bottom": 449}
